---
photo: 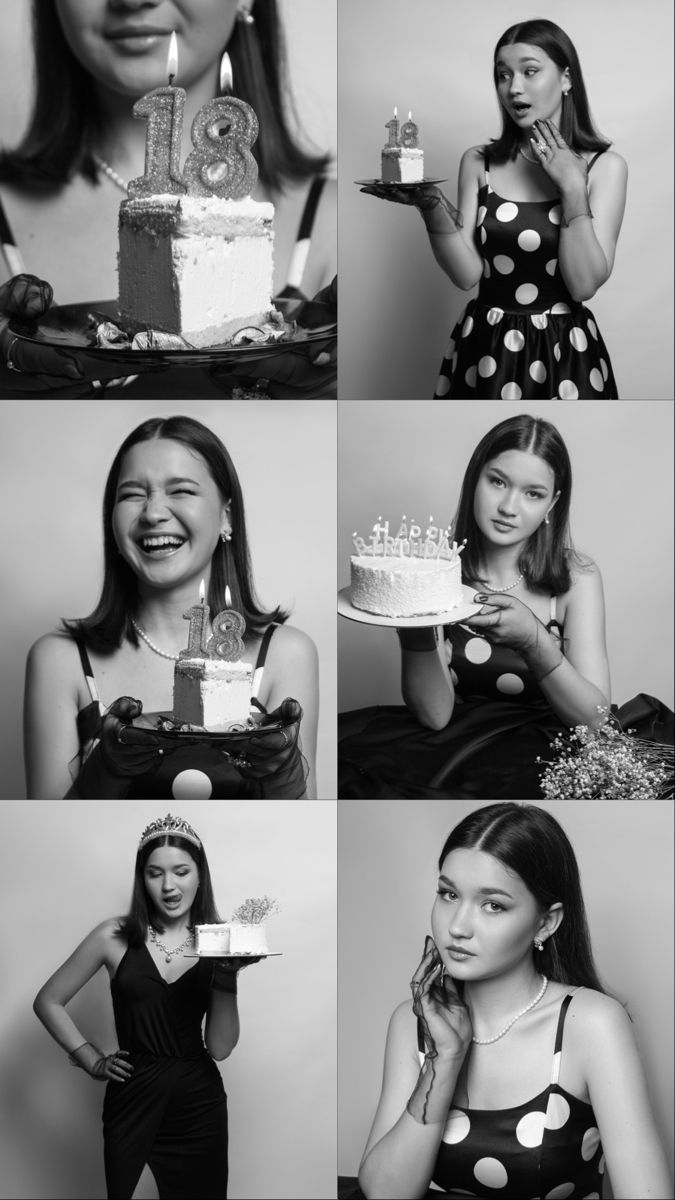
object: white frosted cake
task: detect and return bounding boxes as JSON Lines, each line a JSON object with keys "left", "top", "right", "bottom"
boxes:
{"left": 381, "top": 146, "right": 424, "bottom": 184}
{"left": 173, "top": 658, "right": 253, "bottom": 731}
{"left": 195, "top": 923, "right": 269, "bottom": 955}
{"left": 118, "top": 194, "right": 275, "bottom": 347}
{"left": 351, "top": 555, "right": 463, "bottom": 618}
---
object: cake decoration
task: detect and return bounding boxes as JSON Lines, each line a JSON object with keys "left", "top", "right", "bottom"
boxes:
{"left": 195, "top": 896, "right": 279, "bottom": 956}
{"left": 381, "top": 107, "right": 424, "bottom": 183}
{"left": 350, "top": 515, "right": 467, "bottom": 618}
{"left": 170, "top": 579, "right": 253, "bottom": 731}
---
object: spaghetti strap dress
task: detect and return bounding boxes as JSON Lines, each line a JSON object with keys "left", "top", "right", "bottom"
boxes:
{"left": 422, "top": 993, "right": 605, "bottom": 1198}
{"left": 73, "top": 625, "right": 278, "bottom": 799}
{"left": 433, "top": 150, "right": 619, "bottom": 400}
{"left": 103, "top": 942, "right": 227, "bottom": 1200}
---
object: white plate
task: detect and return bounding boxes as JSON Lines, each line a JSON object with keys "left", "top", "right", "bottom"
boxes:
{"left": 337, "top": 585, "right": 482, "bottom": 628}
{"left": 184, "top": 951, "right": 282, "bottom": 959}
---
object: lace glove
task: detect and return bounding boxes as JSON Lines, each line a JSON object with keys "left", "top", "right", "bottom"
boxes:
{"left": 397, "top": 626, "right": 439, "bottom": 652}
{"left": 466, "top": 593, "right": 564, "bottom": 682}
{"left": 210, "top": 957, "right": 263, "bottom": 994}
{"left": 69, "top": 696, "right": 168, "bottom": 798}
{"left": 359, "top": 184, "right": 463, "bottom": 235}
{"left": 68, "top": 1042, "right": 134, "bottom": 1083}
{"left": 230, "top": 698, "right": 307, "bottom": 798}
{"left": 407, "top": 937, "right": 472, "bottom": 1125}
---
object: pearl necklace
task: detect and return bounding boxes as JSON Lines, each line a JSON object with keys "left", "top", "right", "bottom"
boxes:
{"left": 93, "top": 153, "right": 128, "bottom": 194}
{"left": 518, "top": 145, "right": 540, "bottom": 166}
{"left": 131, "top": 619, "right": 180, "bottom": 661}
{"left": 149, "top": 925, "right": 195, "bottom": 964}
{"left": 481, "top": 572, "right": 524, "bottom": 593}
{"left": 472, "top": 975, "right": 548, "bottom": 1044}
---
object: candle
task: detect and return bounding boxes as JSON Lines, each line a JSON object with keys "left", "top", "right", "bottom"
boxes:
{"left": 385, "top": 105, "right": 400, "bottom": 147}
{"left": 205, "top": 585, "right": 246, "bottom": 661}
{"left": 179, "top": 577, "right": 210, "bottom": 659}
{"left": 182, "top": 95, "right": 259, "bottom": 199}
{"left": 400, "top": 110, "right": 419, "bottom": 148}
{"left": 128, "top": 31, "right": 186, "bottom": 199}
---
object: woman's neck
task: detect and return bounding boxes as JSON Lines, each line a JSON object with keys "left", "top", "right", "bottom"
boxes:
{"left": 464, "top": 961, "right": 544, "bottom": 1039}
{"left": 134, "top": 580, "right": 211, "bottom": 646}
{"left": 150, "top": 912, "right": 193, "bottom": 936}
{"left": 477, "top": 542, "right": 523, "bottom": 587}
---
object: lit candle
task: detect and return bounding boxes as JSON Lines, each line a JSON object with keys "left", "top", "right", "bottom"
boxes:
{"left": 385, "top": 105, "right": 400, "bottom": 147}
{"left": 206, "top": 585, "right": 246, "bottom": 661}
{"left": 128, "top": 32, "right": 186, "bottom": 199}
{"left": 179, "top": 577, "right": 210, "bottom": 659}
{"left": 400, "top": 110, "right": 419, "bottom": 148}
{"left": 182, "top": 95, "right": 260, "bottom": 199}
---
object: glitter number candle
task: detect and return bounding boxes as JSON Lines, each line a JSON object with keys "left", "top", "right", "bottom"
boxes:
{"left": 128, "top": 31, "right": 187, "bottom": 199}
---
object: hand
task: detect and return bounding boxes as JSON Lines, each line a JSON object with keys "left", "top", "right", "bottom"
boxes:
{"left": 70, "top": 696, "right": 168, "bottom": 798}
{"left": 229, "top": 698, "right": 307, "bottom": 798}
{"left": 465, "top": 593, "right": 563, "bottom": 681}
{"left": 410, "top": 936, "right": 472, "bottom": 1062}
{"left": 0, "top": 274, "right": 143, "bottom": 395}
{"left": 218, "top": 956, "right": 263, "bottom": 971}
{"left": 529, "top": 119, "right": 589, "bottom": 195}
{"left": 359, "top": 182, "right": 441, "bottom": 208}
{"left": 90, "top": 1049, "right": 134, "bottom": 1083}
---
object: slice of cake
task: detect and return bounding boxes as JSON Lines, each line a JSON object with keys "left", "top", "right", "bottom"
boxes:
{"left": 118, "top": 194, "right": 275, "bottom": 348}
{"left": 173, "top": 657, "right": 253, "bottom": 731}
{"left": 381, "top": 145, "right": 424, "bottom": 184}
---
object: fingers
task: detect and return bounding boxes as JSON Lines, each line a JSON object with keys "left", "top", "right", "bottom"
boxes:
{"left": 464, "top": 611, "right": 501, "bottom": 629}
{"left": 410, "top": 936, "right": 439, "bottom": 989}
{"left": 544, "top": 118, "right": 567, "bottom": 147}
{"left": 0, "top": 273, "right": 53, "bottom": 317}
{"left": 108, "top": 696, "right": 143, "bottom": 722}
{"left": 109, "top": 1050, "right": 134, "bottom": 1081}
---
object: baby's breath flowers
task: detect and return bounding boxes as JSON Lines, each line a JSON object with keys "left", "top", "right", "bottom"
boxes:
{"left": 230, "top": 897, "right": 280, "bottom": 925}
{"left": 538, "top": 707, "right": 673, "bottom": 800}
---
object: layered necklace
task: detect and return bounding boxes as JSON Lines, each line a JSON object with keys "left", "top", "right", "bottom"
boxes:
{"left": 149, "top": 924, "right": 195, "bottom": 964}
{"left": 472, "top": 975, "right": 548, "bottom": 1045}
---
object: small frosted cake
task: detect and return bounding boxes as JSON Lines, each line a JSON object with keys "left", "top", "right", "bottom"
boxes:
{"left": 195, "top": 923, "right": 269, "bottom": 955}
{"left": 351, "top": 555, "right": 463, "bottom": 618}
{"left": 173, "top": 658, "right": 253, "bottom": 731}
{"left": 381, "top": 146, "right": 424, "bottom": 184}
{"left": 118, "top": 194, "right": 275, "bottom": 347}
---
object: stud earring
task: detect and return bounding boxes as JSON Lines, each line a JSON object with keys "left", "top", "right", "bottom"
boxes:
{"left": 534, "top": 938, "right": 545, "bottom": 951}
{"left": 544, "top": 514, "right": 550, "bottom": 525}
{"left": 221, "top": 530, "right": 232, "bottom": 543}
{"left": 237, "top": 1, "right": 255, "bottom": 24}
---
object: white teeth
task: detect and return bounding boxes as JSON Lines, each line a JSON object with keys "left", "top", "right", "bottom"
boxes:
{"left": 140, "top": 536, "right": 185, "bottom": 549}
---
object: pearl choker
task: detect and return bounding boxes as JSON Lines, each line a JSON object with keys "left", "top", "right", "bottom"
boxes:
{"left": 472, "top": 975, "right": 548, "bottom": 1044}
{"left": 131, "top": 619, "right": 180, "bottom": 661}
{"left": 481, "top": 572, "right": 523, "bottom": 593}
{"left": 93, "top": 153, "right": 128, "bottom": 194}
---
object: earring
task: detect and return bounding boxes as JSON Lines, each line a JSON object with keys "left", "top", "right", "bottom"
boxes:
{"left": 544, "top": 514, "right": 550, "bottom": 525}
{"left": 237, "top": 1, "right": 255, "bottom": 24}
{"left": 221, "top": 530, "right": 232, "bottom": 543}
{"left": 534, "top": 938, "right": 545, "bottom": 951}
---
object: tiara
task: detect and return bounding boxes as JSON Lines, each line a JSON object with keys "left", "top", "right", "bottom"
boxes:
{"left": 139, "top": 813, "right": 202, "bottom": 850}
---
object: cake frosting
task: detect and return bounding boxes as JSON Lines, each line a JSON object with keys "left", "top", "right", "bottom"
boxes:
{"left": 173, "top": 657, "right": 253, "bottom": 731}
{"left": 381, "top": 146, "right": 424, "bottom": 183}
{"left": 118, "top": 194, "right": 275, "bottom": 347}
{"left": 195, "top": 923, "right": 269, "bottom": 955}
{"left": 351, "top": 516, "right": 466, "bottom": 618}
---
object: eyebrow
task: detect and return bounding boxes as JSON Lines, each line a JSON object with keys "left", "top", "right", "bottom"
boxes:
{"left": 117, "top": 476, "right": 201, "bottom": 489}
{"left": 496, "top": 56, "right": 542, "bottom": 67}
{"left": 486, "top": 467, "right": 548, "bottom": 491}
{"left": 439, "top": 874, "right": 514, "bottom": 899}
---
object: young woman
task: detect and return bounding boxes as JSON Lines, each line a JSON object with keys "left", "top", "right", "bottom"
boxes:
{"left": 24, "top": 414, "right": 318, "bottom": 798}
{"left": 362, "top": 18, "right": 626, "bottom": 399}
{"left": 357, "top": 802, "right": 672, "bottom": 1199}
{"left": 0, "top": 0, "right": 336, "bottom": 397}
{"left": 339, "top": 414, "right": 672, "bottom": 798}
{"left": 33, "top": 812, "right": 260, "bottom": 1200}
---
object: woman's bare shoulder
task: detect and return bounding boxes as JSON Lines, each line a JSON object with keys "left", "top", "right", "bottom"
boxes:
{"left": 268, "top": 623, "right": 318, "bottom": 663}
{"left": 26, "top": 629, "right": 83, "bottom": 689}
{"left": 568, "top": 987, "right": 629, "bottom": 1033}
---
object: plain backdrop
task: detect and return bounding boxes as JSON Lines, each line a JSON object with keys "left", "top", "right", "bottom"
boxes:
{"left": 0, "top": 399, "right": 337, "bottom": 799}
{"left": 0, "top": 0, "right": 336, "bottom": 169}
{"left": 0, "top": 799, "right": 337, "bottom": 1200}
{"left": 338, "top": 798, "right": 675, "bottom": 1194}
{"left": 338, "top": 0, "right": 674, "bottom": 400}
{"left": 338, "top": 399, "right": 674, "bottom": 713}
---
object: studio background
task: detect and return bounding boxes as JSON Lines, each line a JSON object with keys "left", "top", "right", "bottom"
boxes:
{"left": 338, "top": 798, "right": 675, "bottom": 1193}
{"left": 338, "top": 0, "right": 674, "bottom": 400}
{"left": 0, "top": 799, "right": 336, "bottom": 1200}
{"left": 338, "top": 399, "right": 674, "bottom": 714}
{"left": 0, "top": 398, "right": 337, "bottom": 799}
{"left": 0, "top": 0, "right": 336, "bottom": 170}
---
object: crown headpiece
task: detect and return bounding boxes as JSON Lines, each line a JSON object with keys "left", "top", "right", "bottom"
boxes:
{"left": 139, "top": 813, "right": 202, "bottom": 851}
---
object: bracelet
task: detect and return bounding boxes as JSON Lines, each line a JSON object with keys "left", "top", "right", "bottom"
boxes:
{"left": 397, "top": 626, "right": 438, "bottom": 652}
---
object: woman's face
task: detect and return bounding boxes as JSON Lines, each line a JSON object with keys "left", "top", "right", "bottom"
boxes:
{"left": 54, "top": 0, "right": 238, "bottom": 96}
{"left": 495, "top": 42, "right": 570, "bottom": 132}
{"left": 112, "top": 437, "right": 230, "bottom": 594}
{"left": 431, "top": 847, "right": 552, "bottom": 980}
{"left": 144, "top": 844, "right": 200, "bottom": 923}
{"left": 473, "top": 449, "right": 559, "bottom": 549}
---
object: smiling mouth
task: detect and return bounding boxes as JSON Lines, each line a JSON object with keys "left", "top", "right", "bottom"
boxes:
{"left": 138, "top": 535, "right": 187, "bottom": 557}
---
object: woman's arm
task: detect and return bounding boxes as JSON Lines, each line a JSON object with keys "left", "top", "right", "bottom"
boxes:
{"left": 33, "top": 919, "right": 118, "bottom": 1054}
{"left": 399, "top": 629, "right": 455, "bottom": 731}
{"left": 24, "top": 632, "right": 83, "bottom": 799}
{"left": 204, "top": 966, "right": 240, "bottom": 1061}
{"left": 557, "top": 151, "right": 628, "bottom": 301}
{"left": 537, "top": 559, "right": 611, "bottom": 727}
{"left": 423, "top": 148, "right": 485, "bottom": 290}
{"left": 581, "top": 992, "right": 673, "bottom": 1199}
{"left": 262, "top": 624, "right": 319, "bottom": 798}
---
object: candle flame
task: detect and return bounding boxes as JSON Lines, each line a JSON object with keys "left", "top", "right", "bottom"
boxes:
{"left": 167, "top": 30, "right": 178, "bottom": 81}
{"left": 394, "top": 105, "right": 398, "bottom": 117}
{"left": 199, "top": 578, "right": 206, "bottom": 604}
{"left": 225, "top": 585, "right": 232, "bottom": 606}
{"left": 220, "top": 50, "right": 233, "bottom": 95}
{"left": 408, "top": 110, "right": 413, "bottom": 120}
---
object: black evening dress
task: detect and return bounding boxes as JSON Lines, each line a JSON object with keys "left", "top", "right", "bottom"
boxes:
{"left": 433, "top": 150, "right": 618, "bottom": 400}
{"left": 104, "top": 943, "right": 227, "bottom": 1200}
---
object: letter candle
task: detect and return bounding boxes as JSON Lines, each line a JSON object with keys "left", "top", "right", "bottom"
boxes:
{"left": 128, "top": 31, "right": 187, "bottom": 199}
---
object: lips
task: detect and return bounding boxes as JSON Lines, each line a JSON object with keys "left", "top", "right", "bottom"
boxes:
{"left": 105, "top": 25, "right": 173, "bottom": 39}
{"left": 163, "top": 896, "right": 182, "bottom": 906}
{"left": 448, "top": 945, "right": 475, "bottom": 957}
{"left": 512, "top": 102, "right": 532, "bottom": 116}
{"left": 138, "top": 534, "right": 187, "bottom": 556}
{"left": 492, "top": 519, "right": 516, "bottom": 531}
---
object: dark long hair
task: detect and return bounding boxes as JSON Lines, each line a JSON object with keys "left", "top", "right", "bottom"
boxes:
{"left": 0, "top": 0, "right": 331, "bottom": 192}
{"left": 116, "top": 833, "right": 221, "bottom": 947}
{"left": 454, "top": 413, "right": 585, "bottom": 595}
{"left": 62, "top": 415, "right": 288, "bottom": 652}
{"left": 487, "top": 19, "right": 611, "bottom": 164}
{"left": 438, "top": 803, "right": 606, "bottom": 992}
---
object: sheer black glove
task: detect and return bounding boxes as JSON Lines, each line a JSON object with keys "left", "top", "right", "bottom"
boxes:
{"left": 69, "top": 696, "right": 167, "bottom": 798}
{"left": 229, "top": 698, "right": 307, "bottom": 797}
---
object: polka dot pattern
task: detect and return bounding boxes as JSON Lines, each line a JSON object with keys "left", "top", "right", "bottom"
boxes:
{"left": 516, "top": 1110, "right": 546, "bottom": 1147}
{"left": 474, "top": 1157, "right": 508, "bottom": 1188}
{"left": 581, "top": 1127, "right": 601, "bottom": 1161}
{"left": 545, "top": 1092, "right": 571, "bottom": 1130}
{"left": 545, "top": 1185, "right": 574, "bottom": 1199}
{"left": 442, "top": 1109, "right": 471, "bottom": 1144}
{"left": 171, "top": 769, "right": 213, "bottom": 799}
{"left": 430, "top": 161, "right": 617, "bottom": 398}
{"left": 496, "top": 672, "right": 525, "bottom": 694}
{"left": 465, "top": 636, "right": 492, "bottom": 664}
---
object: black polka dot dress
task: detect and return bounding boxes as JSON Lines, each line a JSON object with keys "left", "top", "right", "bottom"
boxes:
{"left": 423, "top": 994, "right": 605, "bottom": 1199}
{"left": 434, "top": 152, "right": 618, "bottom": 400}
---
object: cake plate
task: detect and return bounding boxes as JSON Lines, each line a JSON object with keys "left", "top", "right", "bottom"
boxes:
{"left": 337, "top": 584, "right": 483, "bottom": 628}
{"left": 7, "top": 298, "right": 336, "bottom": 370}
{"left": 355, "top": 178, "right": 447, "bottom": 189}
{"left": 132, "top": 711, "right": 284, "bottom": 744}
{"left": 184, "top": 951, "right": 282, "bottom": 959}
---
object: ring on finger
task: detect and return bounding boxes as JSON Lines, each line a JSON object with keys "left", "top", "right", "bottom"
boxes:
{"left": 536, "top": 141, "right": 547, "bottom": 153}
{"left": 6, "top": 336, "right": 22, "bottom": 372}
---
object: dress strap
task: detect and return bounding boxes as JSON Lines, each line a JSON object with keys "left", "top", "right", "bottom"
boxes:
{"left": 282, "top": 175, "right": 327, "bottom": 297}
{"left": 549, "top": 595, "right": 557, "bottom": 623}
{"left": 550, "top": 993, "right": 575, "bottom": 1084}
{"left": 586, "top": 149, "right": 606, "bottom": 174}
{"left": 251, "top": 624, "right": 277, "bottom": 699}
{"left": 73, "top": 636, "right": 100, "bottom": 705}
{"left": 483, "top": 148, "right": 490, "bottom": 188}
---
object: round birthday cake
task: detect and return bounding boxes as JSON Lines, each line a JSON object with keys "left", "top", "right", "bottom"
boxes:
{"left": 350, "top": 516, "right": 466, "bottom": 618}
